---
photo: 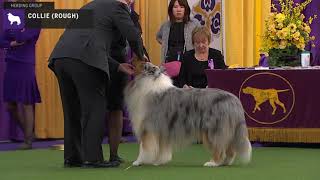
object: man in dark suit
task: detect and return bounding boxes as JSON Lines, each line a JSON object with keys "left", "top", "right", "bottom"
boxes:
{"left": 48, "top": 0, "right": 146, "bottom": 168}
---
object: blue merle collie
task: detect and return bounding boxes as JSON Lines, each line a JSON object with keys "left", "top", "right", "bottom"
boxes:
{"left": 124, "top": 62, "right": 251, "bottom": 167}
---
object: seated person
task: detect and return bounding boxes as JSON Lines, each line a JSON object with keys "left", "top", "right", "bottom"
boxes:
{"left": 178, "top": 26, "right": 227, "bottom": 88}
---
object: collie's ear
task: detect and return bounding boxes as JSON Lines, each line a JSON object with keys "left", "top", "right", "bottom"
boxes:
{"left": 131, "top": 56, "right": 145, "bottom": 76}
{"left": 143, "top": 62, "right": 153, "bottom": 71}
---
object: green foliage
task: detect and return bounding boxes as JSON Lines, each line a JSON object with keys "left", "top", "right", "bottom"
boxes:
{"left": 268, "top": 46, "right": 301, "bottom": 67}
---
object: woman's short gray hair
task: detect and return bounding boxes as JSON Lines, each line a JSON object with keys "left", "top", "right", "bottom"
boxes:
{"left": 192, "top": 26, "right": 212, "bottom": 44}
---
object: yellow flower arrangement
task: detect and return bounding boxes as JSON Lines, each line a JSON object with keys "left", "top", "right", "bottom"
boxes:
{"left": 261, "top": 0, "right": 317, "bottom": 66}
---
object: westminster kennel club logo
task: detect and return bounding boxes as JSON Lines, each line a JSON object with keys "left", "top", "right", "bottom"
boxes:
{"left": 239, "top": 72, "right": 295, "bottom": 125}
{"left": 192, "top": 0, "right": 221, "bottom": 36}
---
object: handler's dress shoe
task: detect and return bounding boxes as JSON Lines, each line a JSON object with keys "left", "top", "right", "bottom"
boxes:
{"left": 81, "top": 161, "right": 120, "bottom": 168}
{"left": 18, "top": 142, "right": 32, "bottom": 150}
{"left": 64, "top": 160, "right": 82, "bottom": 168}
{"left": 109, "top": 155, "right": 124, "bottom": 164}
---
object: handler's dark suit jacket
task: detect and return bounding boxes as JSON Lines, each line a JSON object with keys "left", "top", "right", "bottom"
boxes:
{"left": 48, "top": 0, "right": 144, "bottom": 78}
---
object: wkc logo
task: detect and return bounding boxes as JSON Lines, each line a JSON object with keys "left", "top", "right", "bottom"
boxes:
{"left": 3, "top": 10, "right": 25, "bottom": 30}
{"left": 192, "top": 0, "right": 221, "bottom": 36}
{"left": 239, "top": 73, "right": 295, "bottom": 125}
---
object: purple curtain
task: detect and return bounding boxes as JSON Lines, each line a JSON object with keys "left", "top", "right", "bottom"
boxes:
{"left": 302, "top": 0, "right": 320, "bottom": 65}
{"left": 272, "top": 0, "right": 320, "bottom": 65}
{"left": 0, "top": 0, "right": 24, "bottom": 141}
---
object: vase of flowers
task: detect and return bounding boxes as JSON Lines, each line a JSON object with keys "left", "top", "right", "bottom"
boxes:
{"left": 261, "top": 0, "right": 317, "bottom": 67}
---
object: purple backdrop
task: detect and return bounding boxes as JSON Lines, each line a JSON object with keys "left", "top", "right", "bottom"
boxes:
{"left": 272, "top": 0, "right": 320, "bottom": 65}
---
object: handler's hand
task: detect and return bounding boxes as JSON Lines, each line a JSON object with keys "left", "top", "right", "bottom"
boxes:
{"left": 183, "top": 84, "right": 193, "bottom": 89}
{"left": 10, "top": 41, "right": 24, "bottom": 47}
{"left": 118, "top": 63, "right": 135, "bottom": 75}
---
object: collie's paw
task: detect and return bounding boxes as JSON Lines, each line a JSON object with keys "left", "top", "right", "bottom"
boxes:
{"left": 222, "top": 161, "right": 232, "bottom": 166}
{"left": 154, "top": 157, "right": 171, "bottom": 166}
{"left": 153, "top": 160, "right": 169, "bottom": 166}
{"left": 204, "top": 161, "right": 219, "bottom": 167}
{"left": 222, "top": 159, "right": 234, "bottom": 166}
{"left": 132, "top": 160, "right": 142, "bottom": 166}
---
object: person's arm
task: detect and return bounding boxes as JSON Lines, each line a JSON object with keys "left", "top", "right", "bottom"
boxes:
{"left": 111, "top": 4, "right": 145, "bottom": 60}
{"left": 108, "top": 56, "right": 121, "bottom": 73}
{"left": 0, "top": 32, "right": 24, "bottom": 48}
{"left": 130, "top": 10, "right": 142, "bottom": 34}
{"left": 156, "top": 23, "right": 165, "bottom": 44}
{"left": 130, "top": 10, "right": 150, "bottom": 59}
{"left": 178, "top": 53, "right": 189, "bottom": 88}
{"left": 211, "top": 49, "right": 227, "bottom": 69}
{"left": 108, "top": 55, "right": 135, "bottom": 75}
{"left": 14, "top": 28, "right": 40, "bottom": 43}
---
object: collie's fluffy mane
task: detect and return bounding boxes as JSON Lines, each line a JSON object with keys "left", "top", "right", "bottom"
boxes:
{"left": 124, "top": 63, "right": 174, "bottom": 136}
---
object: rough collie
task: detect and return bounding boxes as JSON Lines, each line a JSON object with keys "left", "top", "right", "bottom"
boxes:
{"left": 124, "top": 62, "right": 251, "bottom": 167}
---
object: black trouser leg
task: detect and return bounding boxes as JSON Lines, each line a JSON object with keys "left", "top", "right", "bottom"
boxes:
{"left": 54, "top": 59, "right": 108, "bottom": 162}
{"left": 54, "top": 60, "right": 82, "bottom": 162}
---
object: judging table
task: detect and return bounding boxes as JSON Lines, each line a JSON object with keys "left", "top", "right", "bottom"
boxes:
{"left": 205, "top": 68, "right": 320, "bottom": 143}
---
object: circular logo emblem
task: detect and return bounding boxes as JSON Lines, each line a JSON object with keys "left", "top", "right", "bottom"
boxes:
{"left": 239, "top": 72, "right": 295, "bottom": 125}
{"left": 193, "top": 0, "right": 221, "bottom": 36}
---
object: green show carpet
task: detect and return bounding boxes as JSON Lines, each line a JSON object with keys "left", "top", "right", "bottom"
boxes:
{"left": 0, "top": 143, "right": 319, "bottom": 180}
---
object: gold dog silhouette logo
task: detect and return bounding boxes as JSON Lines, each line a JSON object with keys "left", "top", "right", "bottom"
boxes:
{"left": 242, "top": 87, "right": 289, "bottom": 115}
{"left": 239, "top": 73, "right": 295, "bottom": 125}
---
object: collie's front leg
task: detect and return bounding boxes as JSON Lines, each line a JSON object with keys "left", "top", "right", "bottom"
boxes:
{"left": 132, "top": 143, "right": 144, "bottom": 166}
{"left": 133, "top": 132, "right": 159, "bottom": 166}
{"left": 154, "top": 142, "right": 172, "bottom": 165}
